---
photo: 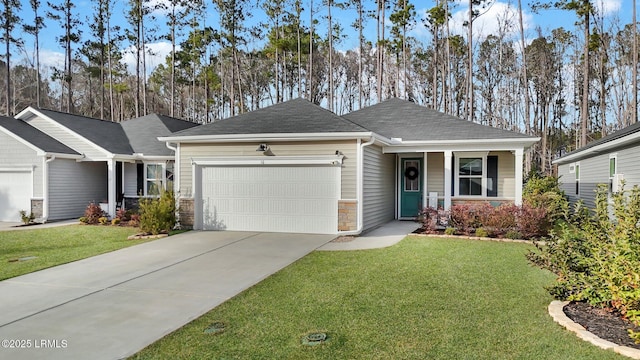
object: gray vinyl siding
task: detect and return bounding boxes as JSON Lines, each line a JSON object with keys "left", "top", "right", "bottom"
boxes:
{"left": 26, "top": 116, "right": 107, "bottom": 159}
{"left": 0, "top": 130, "right": 43, "bottom": 198}
{"left": 48, "top": 160, "right": 107, "bottom": 220}
{"left": 363, "top": 145, "right": 395, "bottom": 231}
{"left": 179, "top": 140, "right": 358, "bottom": 199}
{"left": 559, "top": 143, "right": 640, "bottom": 210}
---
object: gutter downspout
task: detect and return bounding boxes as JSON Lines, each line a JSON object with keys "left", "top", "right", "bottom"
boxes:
{"left": 340, "top": 136, "right": 376, "bottom": 236}
{"left": 42, "top": 155, "right": 56, "bottom": 222}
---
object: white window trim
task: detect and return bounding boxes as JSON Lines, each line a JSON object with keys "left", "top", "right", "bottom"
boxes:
{"left": 454, "top": 152, "right": 488, "bottom": 197}
{"left": 144, "top": 162, "right": 166, "bottom": 196}
{"left": 609, "top": 153, "right": 617, "bottom": 179}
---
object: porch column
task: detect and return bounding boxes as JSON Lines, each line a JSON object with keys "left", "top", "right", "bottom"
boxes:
{"left": 107, "top": 159, "right": 116, "bottom": 217}
{"left": 514, "top": 148, "right": 524, "bottom": 205}
{"left": 422, "top": 152, "right": 428, "bottom": 210}
{"left": 444, "top": 150, "right": 452, "bottom": 210}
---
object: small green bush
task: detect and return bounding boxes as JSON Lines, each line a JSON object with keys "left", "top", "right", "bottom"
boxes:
{"left": 98, "top": 217, "right": 109, "bottom": 225}
{"left": 505, "top": 230, "right": 522, "bottom": 240}
{"left": 111, "top": 218, "right": 121, "bottom": 226}
{"left": 79, "top": 216, "right": 88, "bottom": 224}
{"left": 138, "top": 191, "right": 176, "bottom": 235}
{"left": 444, "top": 227, "right": 456, "bottom": 235}
{"left": 475, "top": 228, "right": 489, "bottom": 238}
{"left": 523, "top": 174, "right": 569, "bottom": 224}
{"left": 19, "top": 210, "right": 35, "bottom": 225}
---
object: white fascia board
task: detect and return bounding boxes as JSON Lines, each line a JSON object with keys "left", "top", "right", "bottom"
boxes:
{"left": 159, "top": 132, "right": 376, "bottom": 143}
{"left": 553, "top": 131, "right": 640, "bottom": 165}
{"left": 191, "top": 155, "right": 344, "bottom": 166}
{"left": 133, "top": 154, "right": 174, "bottom": 161}
{"left": 44, "top": 152, "right": 85, "bottom": 160}
{"left": 17, "top": 107, "right": 115, "bottom": 158}
{"left": 383, "top": 138, "right": 539, "bottom": 154}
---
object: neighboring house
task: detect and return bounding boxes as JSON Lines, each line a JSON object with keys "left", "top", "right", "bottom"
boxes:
{"left": 554, "top": 121, "right": 640, "bottom": 209}
{"left": 0, "top": 108, "right": 198, "bottom": 222}
{"left": 160, "top": 98, "right": 539, "bottom": 235}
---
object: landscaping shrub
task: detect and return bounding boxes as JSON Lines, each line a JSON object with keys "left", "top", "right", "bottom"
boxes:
{"left": 483, "top": 203, "right": 518, "bottom": 237}
{"left": 98, "top": 217, "right": 109, "bottom": 225}
{"left": 138, "top": 191, "right": 176, "bottom": 235}
{"left": 528, "top": 183, "right": 640, "bottom": 343}
{"left": 444, "top": 227, "right": 456, "bottom": 235}
{"left": 449, "top": 204, "right": 483, "bottom": 235}
{"left": 128, "top": 214, "right": 141, "bottom": 227}
{"left": 523, "top": 173, "right": 569, "bottom": 224}
{"left": 517, "top": 203, "right": 550, "bottom": 239}
{"left": 81, "top": 202, "right": 105, "bottom": 225}
{"left": 475, "top": 227, "right": 489, "bottom": 238}
{"left": 418, "top": 207, "right": 450, "bottom": 233}
{"left": 19, "top": 210, "right": 35, "bottom": 225}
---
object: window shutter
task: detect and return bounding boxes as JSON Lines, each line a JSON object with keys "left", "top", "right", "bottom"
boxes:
{"left": 487, "top": 156, "right": 498, "bottom": 197}
{"left": 136, "top": 163, "right": 144, "bottom": 196}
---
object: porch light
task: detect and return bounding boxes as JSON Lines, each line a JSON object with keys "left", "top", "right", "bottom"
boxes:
{"left": 256, "top": 143, "right": 270, "bottom": 152}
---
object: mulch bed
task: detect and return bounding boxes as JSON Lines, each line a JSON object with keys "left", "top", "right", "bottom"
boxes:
{"left": 564, "top": 302, "right": 640, "bottom": 349}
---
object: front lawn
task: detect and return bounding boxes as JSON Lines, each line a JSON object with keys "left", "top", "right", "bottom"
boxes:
{"left": 131, "top": 236, "right": 623, "bottom": 359}
{"left": 0, "top": 225, "right": 144, "bottom": 280}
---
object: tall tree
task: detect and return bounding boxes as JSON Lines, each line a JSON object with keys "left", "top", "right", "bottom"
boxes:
{"left": 1, "top": 0, "right": 21, "bottom": 115}
{"left": 24, "top": 0, "right": 44, "bottom": 109}
{"left": 48, "top": 0, "right": 81, "bottom": 113}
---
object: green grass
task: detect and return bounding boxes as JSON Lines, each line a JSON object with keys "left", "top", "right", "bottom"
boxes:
{"left": 0, "top": 225, "right": 146, "bottom": 280}
{"left": 131, "top": 236, "right": 625, "bottom": 360}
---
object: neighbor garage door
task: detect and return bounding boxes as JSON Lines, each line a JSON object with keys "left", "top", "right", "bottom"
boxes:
{"left": 200, "top": 165, "right": 339, "bottom": 234}
{"left": 0, "top": 170, "right": 32, "bottom": 222}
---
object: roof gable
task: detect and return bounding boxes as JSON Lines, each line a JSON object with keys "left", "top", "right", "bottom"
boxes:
{"left": 555, "top": 121, "right": 640, "bottom": 163}
{"left": 35, "top": 109, "right": 134, "bottom": 155}
{"left": 0, "top": 116, "right": 79, "bottom": 155}
{"left": 122, "top": 114, "right": 199, "bottom": 155}
{"left": 172, "top": 98, "right": 368, "bottom": 137}
{"left": 342, "top": 98, "right": 534, "bottom": 141}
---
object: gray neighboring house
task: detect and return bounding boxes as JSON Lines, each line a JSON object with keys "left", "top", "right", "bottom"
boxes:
{"left": 554, "top": 121, "right": 640, "bottom": 209}
{"left": 161, "top": 98, "right": 539, "bottom": 235}
{"left": 0, "top": 107, "right": 198, "bottom": 222}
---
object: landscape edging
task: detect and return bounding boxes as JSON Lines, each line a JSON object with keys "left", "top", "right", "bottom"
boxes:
{"left": 548, "top": 300, "right": 640, "bottom": 359}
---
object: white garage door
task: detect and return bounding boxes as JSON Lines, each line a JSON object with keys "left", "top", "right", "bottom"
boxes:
{"left": 0, "top": 170, "right": 32, "bottom": 222}
{"left": 201, "top": 165, "right": 339, "bottom": 234}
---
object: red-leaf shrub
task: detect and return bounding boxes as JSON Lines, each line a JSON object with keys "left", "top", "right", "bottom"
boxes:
{"left": 418, "top": 207, "right": 439, "bottom": 233}
{"left": 484, "top": 203, "right": 518, "bottom": 237}
{"left": 82, "top": 202, "right": 105, "bottom": 225}
{"left": 449, "top": 204, "right": 485, "bottom": 235}
{"left": 517, "top": 203, "right": 550, "bottom": 239}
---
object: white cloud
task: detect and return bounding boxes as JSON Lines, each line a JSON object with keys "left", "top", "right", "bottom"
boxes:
{"left": 39, "top": 49, "right": 65, "bottom": 73}
{"left": 593, "top": 0, "right": 622, "bottom": 16}
{"left": 449, "top": 1, "right": 534, "bottom": 42}
{"left": 122, "top": 41, "right": 174, "bottom": 75}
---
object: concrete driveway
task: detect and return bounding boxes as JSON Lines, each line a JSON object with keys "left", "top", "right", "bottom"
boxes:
{"left": 0, "top": 231, "right": 333, "bottom": 360}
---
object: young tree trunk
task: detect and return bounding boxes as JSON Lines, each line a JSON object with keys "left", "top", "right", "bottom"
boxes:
{"left": 581, "top": 11, "right": 589, "bottom": 147}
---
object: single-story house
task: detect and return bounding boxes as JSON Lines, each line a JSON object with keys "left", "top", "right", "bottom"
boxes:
{"left": 0, "top": 108, "right": 198, "bottom": 222}
{"left": 554, "top": 121, "right": 640, "bottom": 209}
{"left": 160, "top": 98, "right": 539, "bottom": 235}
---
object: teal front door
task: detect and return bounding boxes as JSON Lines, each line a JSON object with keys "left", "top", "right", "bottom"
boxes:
{"left": 401, "top": 158, "right": 423, "bottom": 218}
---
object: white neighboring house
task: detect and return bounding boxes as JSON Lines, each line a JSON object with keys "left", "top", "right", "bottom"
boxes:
{"left": 0, "top": 108, "right": 198, "bottom": 222}
{"left": 554, "top": 122, "right": 640, "bottom": 210}
{"left": 160, "top": 98, "right": 540, "bottom": 235}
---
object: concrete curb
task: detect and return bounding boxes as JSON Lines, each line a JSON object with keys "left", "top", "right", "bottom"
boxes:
{"left": 548, "top": 300, "right": 640, "bottom": 359}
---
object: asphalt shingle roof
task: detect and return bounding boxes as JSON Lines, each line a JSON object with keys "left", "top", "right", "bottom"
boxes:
{"left": 121, "top": 114, "right": 199, "bottom": 155}
{"left": 172, "top": 98, "right": 368, "bottom": 137}
{"left": 37, "top": 109, "right": 134, "bottom": 155}
{"left": 0, "top": 116, "right": 79, "bottom": 155}
{"left": 556, "top": 121, "right": 640, "bottom": 161}
{"left": 343, "top": 98, "right": 534, "bottom": 141}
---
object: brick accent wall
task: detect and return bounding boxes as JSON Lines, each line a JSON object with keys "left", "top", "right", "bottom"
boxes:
{"left": 31, "top": 199, "right": 43, "bottom": 219}
{"left": 179, "top": 198, "right": 194, "bottom": 229}
{"left": 338, "top": 200, "right": 357, "bottom": 231}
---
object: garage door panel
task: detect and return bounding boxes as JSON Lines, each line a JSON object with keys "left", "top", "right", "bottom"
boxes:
{"left": 0, "top": 171, "right": 31, "bottom": 222}
{"left": 201, "top": 165, "right": 339, "bottom": 234}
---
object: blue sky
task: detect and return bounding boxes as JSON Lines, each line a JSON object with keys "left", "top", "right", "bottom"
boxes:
{"left": 12, "top": 0, "right": 634, "bottom": 75}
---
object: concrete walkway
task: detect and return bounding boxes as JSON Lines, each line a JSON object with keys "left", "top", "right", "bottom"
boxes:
{"left": 0, "top": 219, "right": 78, "bottom": 231}
{"left": 318, "top": 220, "right": 420, "bottom": 251}
{"left": 0, "top": 231, "right": 333, "bottom": 360}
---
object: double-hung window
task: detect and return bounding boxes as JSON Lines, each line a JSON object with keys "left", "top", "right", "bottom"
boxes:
{"left": 609, "top": 154, "right": 617, "bottom": 193}
{"left": 458, "top": 157, "right": 483, "bottom": 196}
{"left": 145, "top": 164, "right": 164, "bottom": 196}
